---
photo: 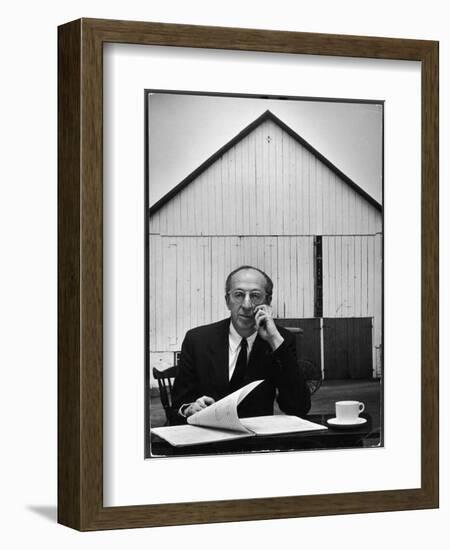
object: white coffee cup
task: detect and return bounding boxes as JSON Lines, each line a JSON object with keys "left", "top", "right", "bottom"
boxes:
{"left": 335, "top": 400, "right": 365, "bottom": 423}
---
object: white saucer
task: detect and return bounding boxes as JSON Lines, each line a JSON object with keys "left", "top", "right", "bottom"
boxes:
{"left": 327, "top": 417, "right": 367, "bottom": 428}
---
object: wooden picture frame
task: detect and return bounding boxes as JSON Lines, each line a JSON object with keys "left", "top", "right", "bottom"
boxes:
{"left": 58, "top": 18, "right": 439, "bottom": 531}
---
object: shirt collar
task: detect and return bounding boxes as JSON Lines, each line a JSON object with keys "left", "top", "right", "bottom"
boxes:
{"left": 229, "top": 320, "right": 257, "bottom": 352}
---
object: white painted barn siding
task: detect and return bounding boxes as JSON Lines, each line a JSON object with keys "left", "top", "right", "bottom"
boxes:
{"left": 149, "top": 234, "right": 315, "bottom": 351}
{"left": 149, "top": 113, "right": 382, "bottom": 377}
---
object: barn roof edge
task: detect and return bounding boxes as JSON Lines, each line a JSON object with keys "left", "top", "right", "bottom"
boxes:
{"left": 149, "top": 109, "right": 382, "bottom": 216}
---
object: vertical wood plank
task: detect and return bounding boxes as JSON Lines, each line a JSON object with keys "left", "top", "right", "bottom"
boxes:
{"left": 254, "top": 124, "right": 262, "bottom": 235}
{"left": 296, "top": 142, "right": 302, "bottom": 235}
{"left": 322, "top": 168, "right": 329, "bottom": 235}
{"left": 249, "top": 131, "right": 257, "bottom": 235}
{"left": 336, "top": 236, "right": 343, "bottom": 317}
{"left": 154, "top": 234, "right": 163, "bottom": 349}
{"left": 265, "top": 121, "right": 274, "bottom": 235}
{"left": 149, "top": 235, "right": 157, "bottom": 350}
{"left": 221, "top": 153, "right": 229, "bottom": 235}
{"left": 330, "top": 236, "right": 337, "bottom": 316}
{"left": 232, "top": 144, "right": 238, "bottom": 235}
{"left": 333, "top": 175, "right": 340, "bottom": 234}
{"left": 295, "top": 237, "right": 302, "bottom": 317}
{"left": 217, "top": 237, "right": 226, "bottom": 319}
{"left": 350, "top": 189, "right": 357, "bottom": 236}
{"left": 322, "top": 237, "right": 329, "bottom": 317}
{"left": 356, "top": 193, "right": 364, "bottom": 234}
{"left": 175, "top": 191, "right": 182, "bottom": 236}
{"left": 353, "top": 237, "right": 360, "bottom": 315}
{"left": 374, "top": 233, "right": 383, "bottom": 363}
{"left": 300, "top": 237, "right": 307, "bottom": 317}
{"left": 206, "top": 164, "right": 214, "bottom": 236}
{"left": 275, "top": 125, "right": 284, "bottom": 235}
{"left": 350, "top": 236, "right": 356, "bottom": 313}
{"left": 178, "top": 185, "right": 186, "bottom": 236}
{"left": 174, "top": 237, "right": 182, "bottom": 348}
{"left": 210, "top": 236, "right": 218, "bottom": 322}
{"left": 188, "top": 237, "right": 196, "bottom": 331}
{"left": 287, "top": 135, "right": 294, "bottom": 235}
{"left": 234, "top": 140, "right": 242, "bottom": 236}
{"left": 186, "top": 178, "right": 194, "bottom": 236}
{"left": 367, "top": 236, "right": 375, "bottom": 317}
{"left": 214, "top": 160, "right": 222, "bottom": 235}
{"left": 316, "top": 159, "right": 323, "bottom": 235}
{"left": 272, "top": 236, "right": 279, "bottom": 317}
{"left": 240, "top": 135, "right": 249, "bottom": 236}
{"left": 342, "top": 184, "right": 349, "bottom": 236}
{"left": 309, "top": 153, "right": 316, "bottom": 236}
{"left": 301, "top": 237, "right": 308, "bottom": 317}
{"left": 360, "top": 235, "right": 368, "bottom": 316}
{"left": 289, "top": 237, "right": 297, "bottom": 316}
{"left": 282, "top": 237, "right": 290, "bottom": 318}
{"left": 162, "top": 238, "right": 176, "bottom": 350}
{"left": 149, "top": 210, "right": 158, "bottom": 234}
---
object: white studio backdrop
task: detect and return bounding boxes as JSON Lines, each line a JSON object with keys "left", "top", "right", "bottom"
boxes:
{"left": 1, "top": 1, "right": 449, "bottom": 549}
{"left": 103, "top": 44, "right": 421, "bottom": 506}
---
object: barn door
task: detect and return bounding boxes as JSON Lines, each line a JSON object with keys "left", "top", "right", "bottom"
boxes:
{"left": 323, "top": 317, "right": 373, "bottom": 379}
{"left": 276, "top": 318, "right": 321, "bottom": 372}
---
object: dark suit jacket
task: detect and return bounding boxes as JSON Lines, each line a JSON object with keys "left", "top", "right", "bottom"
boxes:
{"left": 170, "top": 318, "right": 311, "bottom": 424}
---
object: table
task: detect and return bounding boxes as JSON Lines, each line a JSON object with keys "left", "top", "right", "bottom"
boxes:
{"left": 150, "top": 413, "right": 381, "bottom": 457}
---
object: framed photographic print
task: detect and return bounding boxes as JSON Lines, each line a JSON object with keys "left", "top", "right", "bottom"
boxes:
{"left": 145, "top": 91, "right": 384, "bottom": 458}
{"left": 58, "top": 18, "right": 438, "bottom": 530}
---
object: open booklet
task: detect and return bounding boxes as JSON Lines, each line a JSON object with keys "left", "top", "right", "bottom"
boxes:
{"left": 151, "top": 380, "right": 327, "bottom": 447}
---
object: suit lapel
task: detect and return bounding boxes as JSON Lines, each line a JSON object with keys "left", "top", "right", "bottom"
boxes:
{"left": 208, "top": 318, "right": 230, "bottom": 396}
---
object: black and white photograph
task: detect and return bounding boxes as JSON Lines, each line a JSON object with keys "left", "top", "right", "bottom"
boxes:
{"left": 146, "top": 91, "right": 383, "bottom": 458}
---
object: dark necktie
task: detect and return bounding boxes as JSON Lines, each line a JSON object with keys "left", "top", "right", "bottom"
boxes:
{"left": 229, "top": 338, "right": 248, "bottom": 392}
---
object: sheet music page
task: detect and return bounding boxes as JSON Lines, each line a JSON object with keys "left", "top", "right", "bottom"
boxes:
{"left": 240, "top": 415, "right": 328, "bottom": 435}
{"left": 187, "top": 380, "right": 263, "bottom": 433}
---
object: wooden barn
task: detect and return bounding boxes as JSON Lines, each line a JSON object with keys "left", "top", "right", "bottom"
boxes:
{"left": 148, "top": 110, "right": 382, "bottom": 384}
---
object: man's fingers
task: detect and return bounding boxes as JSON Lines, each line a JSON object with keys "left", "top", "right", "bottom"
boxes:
{"left": 185, "top": 395, "right": 216, "bottom": 416}
{"left": 197, "top": 395, "right": 215, "bottom": 407}
{"left": 192, "top": 396, "right": 215, "bottom": 411}
{"left": 255, "top": 310, "right": 267, "bottom": 328}
{"left": 258, "top": 306, "right": 273, "bottom": 319}
{"left": 185, "top": 404, "right": 198, "bottom": 416}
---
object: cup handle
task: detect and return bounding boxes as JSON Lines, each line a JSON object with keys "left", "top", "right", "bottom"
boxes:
{"left": 359, "top": 402, "right": 365, "bottom": 413}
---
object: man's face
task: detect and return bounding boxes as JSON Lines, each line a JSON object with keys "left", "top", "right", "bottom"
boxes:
{"left": 226, "top": 269, "right": 271, "bottom": 337}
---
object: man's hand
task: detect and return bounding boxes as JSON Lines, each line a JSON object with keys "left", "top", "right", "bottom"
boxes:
{"left": 184, "top": 395, "right": 215, "bottom": 417}
{"left": 254, "top": 305, "right": 284, "bottom": 351}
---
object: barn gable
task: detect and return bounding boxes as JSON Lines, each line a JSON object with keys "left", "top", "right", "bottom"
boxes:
{"left": 149, "top": 110, "right": 382, "bottom": 237}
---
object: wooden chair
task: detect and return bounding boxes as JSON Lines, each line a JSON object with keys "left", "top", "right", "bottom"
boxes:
{"left": 152, "top": 365, "right": 179, "bottom": 424}
{"left": 299, "top": 358, "right": 322, "bottom": 395}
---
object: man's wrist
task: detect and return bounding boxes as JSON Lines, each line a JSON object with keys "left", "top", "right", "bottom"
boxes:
{"left": 268, "top": 332, "right": 284, "bottom": 351}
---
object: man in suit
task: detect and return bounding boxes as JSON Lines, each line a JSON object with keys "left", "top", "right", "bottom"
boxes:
{"left": 170, "top": 265, "right": 311, "bottom": 423}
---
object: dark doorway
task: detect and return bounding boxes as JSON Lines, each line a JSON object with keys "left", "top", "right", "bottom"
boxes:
{"left": 323, "top": 317, "right": 373, "bottom": 379}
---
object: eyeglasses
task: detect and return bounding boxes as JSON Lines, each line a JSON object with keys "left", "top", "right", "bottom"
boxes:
{"left": 228, "top": 290, "right": 267, "bottom": 306}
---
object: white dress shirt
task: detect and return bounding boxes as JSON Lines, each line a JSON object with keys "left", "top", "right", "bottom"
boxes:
{"left": 178, "top": 323, "right": 258, "bottom": 417}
